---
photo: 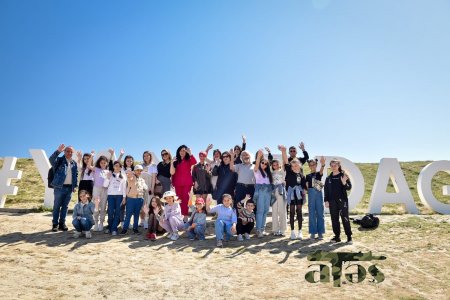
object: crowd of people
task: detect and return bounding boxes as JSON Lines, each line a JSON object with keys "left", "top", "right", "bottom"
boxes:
{"left": 49, "top": 137, "right": 353, "bottom": 247}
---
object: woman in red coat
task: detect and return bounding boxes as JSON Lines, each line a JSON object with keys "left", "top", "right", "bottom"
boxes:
{"left": 170, "top": 145, "right": 197, "bottom": 216}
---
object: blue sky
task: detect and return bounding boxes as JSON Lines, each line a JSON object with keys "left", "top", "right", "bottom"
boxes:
{"left": 1, "top": 0, "right": 449, "bottom": 162}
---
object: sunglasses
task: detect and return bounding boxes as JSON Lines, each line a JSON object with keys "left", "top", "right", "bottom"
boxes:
{"left": 161, "top": 153, "right": 168, "bottom": 156}
{"left": 222, "top": 155, "right": 230, "bottom": 158}
{"left": 261, "top": 162, "right": 268, "bottom": 165}
{"left": 289, "top": 150, "right": 296, "bottom": 152}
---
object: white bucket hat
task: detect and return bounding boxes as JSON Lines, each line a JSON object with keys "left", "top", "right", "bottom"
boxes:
{"left": 161, "top": 190, "right": 178, "bottom": 202}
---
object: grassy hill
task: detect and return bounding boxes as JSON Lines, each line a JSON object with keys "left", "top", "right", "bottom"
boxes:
{"left": 1, "top": 158, "right": 449, "bottom": 214}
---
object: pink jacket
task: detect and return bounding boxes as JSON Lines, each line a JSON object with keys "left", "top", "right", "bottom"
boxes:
{"left": 172, "top": 156, "right": 197, "bottom": 186}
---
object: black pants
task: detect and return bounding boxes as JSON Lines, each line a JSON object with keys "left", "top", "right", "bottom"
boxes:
{"left": 234, "top": 183, "right": 255, "bottom": 207}
{"left": 329, "top": 199, "right": 352, "bottom": 238}
{"left": 148, "top": 213, "right": 165, "bottom": 234}
{"left": 237, "top": 218, "right": 255, "bottom": 234}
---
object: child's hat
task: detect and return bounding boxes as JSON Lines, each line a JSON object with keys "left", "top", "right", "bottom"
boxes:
{"left": 134, "top": 165, "right": 144, "bottom": 171}
{"left": 195, "top": 198, "right": 205, "bottom": 205}
{"left": 198, "top": 151, "right": 207, "bottom": 157}
{"left": 161, "top": 191, "right": 178, "bottom": 202}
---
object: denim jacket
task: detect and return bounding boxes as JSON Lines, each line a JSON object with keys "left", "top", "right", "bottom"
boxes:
{"left": 72, "top": 202, "right": 95, "bottom": 224}
{"left": 49, "top": 150, "right": 78, "bottom": 189}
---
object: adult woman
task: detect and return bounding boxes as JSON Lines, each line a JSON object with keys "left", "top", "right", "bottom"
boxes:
{"left": 306, "top": 157, "right": 326, "bottom": 240}
{"left": 253, "top": 149, "right": 273, "bottom": 238}
{"left": 233, "top": 135, "right": 247, "bottom": 164}
{"left": 281, "top": 145, "right": 307, "bottom": 240}
{"left": 157, "top": 149, "right": 172, "bottom": 194}
{"left": 170, "top": 145, "right": 197, "bottom": 216}
{"left": 140, "top": 151, "right": 157, "bottom": 229}
{"left": 212, "top": 150, "right": 236, "bottom": 204}
{"left": 324, "top": 159, "right": 353, "bottom": 244}
{"left": 192, "top": 151, "right": 212, "bottom": 201}
{"left": 270, "top": 147, "right": 287, "bottom": 236}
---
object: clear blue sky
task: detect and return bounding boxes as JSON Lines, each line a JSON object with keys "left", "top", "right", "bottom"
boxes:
{"left": 1, "top": 0, "right": 449, "bottom": 162}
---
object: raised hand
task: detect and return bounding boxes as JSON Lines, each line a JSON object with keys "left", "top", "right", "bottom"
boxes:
{"left": 320, "top": 156, "right": 326, "bottom": 166}
{"left": 299, "top": 142, "right": 305, "bottom": 151}
{"left": 229, "top": 149, "right": 235, "bottom": 158}
{"left": 341, "top": 174, "right": 349, "bottom": 185}
{"left": 244, "top": 194, "right": 251, "bottom": 201}
{"left": 107, "top": 172, "right": 112, "bottom": 179}
{"left": 76, "top": 151, "right": 82, "bottom": 161}
{"left": 120, "top": 149, "right": 125, "bottom": 156}
{"left": 206, "top": 144, "right": 213, "bottom": 152}
{"left": 257, "top": 149, "right": 264, "bottom": 158}
{"left": 264, "top": 147, "right": 271, "bottom": 153}
{"left": 278, "top": 145, "right": 286, "bottom": 151}
{"left": 57, "top": 144, "right": 65, "bottom": 152}
{"left": 108, "top": 148, "right": 114, "bottom": 157}
{"left": 186, "top": 147, "right": 192, "bottom": 155}
{"left": 155, "top": 206, "right": 160, "bottom": 214}
{"left": 143, "top": 205, "right": 149, "bottom": 214}
{"left": 242, "top": 135, "right": 246, "bottom": 143}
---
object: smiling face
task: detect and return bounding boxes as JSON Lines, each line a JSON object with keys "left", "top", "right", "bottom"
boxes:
{"left": 272, "top": 161, "right": 280, "bottom": 171}
{"left": 83, "top": 154, "right": 91, "bottom": 164}
{"left": 151, "top": 197, "right": 158, "bottom": 208}
{"left": 79, "top": 191, "right": 90, "bottom": 204}
{"left": 308, "top": 161, "right": 317, "bottom": 172}
{"left": 161, "top": 151, "right": 170, "bottom": 162}
{"left": 195, "top": 203, "right": 204, "bottom": 211}
{"left": 241, "top": 151, "right": 251, "bottom": 164}
{"left": 199, "top": 153, "right": 206, "bottom": 163}
{"left": 113, "top": 162, "right": 122, "bottom": 173}
{"left": 245, "top": 202, "right": 255, "bottom": 212}
{"left": 222, "top": 195, "right": 233, "bottom": 207}
{"left": 165, "top": 196, "right": 174, "bottom": 204}
{"left": 179, "top": 147, "right": 187, "bottom": 158}
{"left": 222, "top": 154, "right": 231, "bottom": 165}
{"left": 64, "top": 147, "right": 74, "bottom": 160}
{"left": 100, "top": 159, "right": 108, "bottom": 170}
{"left": 125, "top": 157, "right": 133, "bottom": 168}
{"left": 143, "top": 153, "right": 152, "bottom": 164}
{"left": 330, "top": 161, "right": 340, "bottom": 172}
{"left": 289, "top": 147, "right": 297, "bottom": 158}
{"left": 213, "top": 151, "right": 221, "bottom": 160}
{"left": 134, "top": 169, "right": 142, "bottom": 177}
{"left": 260, "top": 159, "right": 269, "bottom": 170}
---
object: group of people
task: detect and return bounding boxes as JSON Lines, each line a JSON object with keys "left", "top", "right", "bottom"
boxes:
{"left": 49, "top": 136, "right": 353, "bottom": 247}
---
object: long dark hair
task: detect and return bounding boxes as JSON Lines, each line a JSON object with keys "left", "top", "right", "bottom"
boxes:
{"left": 149, "top": 196, "right": 164, "bottom": 215}
{"left": 95, "top": 156, "right": 108, "bottom": 169}
{"left": 81, "top": 153, "right": 93, "bottom": 177}
{"left": 123, "top": 155, "right": 135, "bottom": 171}
{"left": 112, "top": 161, "right": 123, "bottom": 179}
{"left": 220, "top": 151, "right": 231, "bottom": 166}
{"left": 174, "top": 145, "right": 190, "bottom": 168}
{"left": 259, "top": 160, "right": 273, "bottom": 184}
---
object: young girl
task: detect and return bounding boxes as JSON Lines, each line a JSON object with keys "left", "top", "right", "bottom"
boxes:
{"left": 103, "top": 161, "right": 127, "bottom": 236}
{"left": 144, "top": 196, "right": 165, "bottom": 241}
{"left": 92, "top": 155, "right": 110, "bottom": 232}
{"left": 184, "top": 198, "right": 207, "bottom": 240}
{"left": 159, "top": 191, "right": 184, "bottom": 241}
{"left": 270, "top": 147, "right": 287, "bottom": 236}
{"left": 253, "top": 149, "right": 273, "bottom": 238}
{"left": 306, "top": 157, "right": 326, "bottom": 240}
{"left": 192, "top": 151, "right": 212, "bottom": 201}
{"left": 170, "top": 145, "right": 197, "bottom": 216}
{"left": 72, "top": 190, "right": 96, "bottom": 239}
{"left": 140, "top": 151, "right": 157, "bottom": 229}
{"left": 76, "top": 151, "right": 94, "bottom": 200}
{"left": 120, "top": 165, "right": 147, "bottom": 235}
{"left": 280, "top": 145, "right": 307, "bottom": 240}
{"left": 206, "top": 194, "right": 237, "bottom": 247}
{"left": 236, "top": 195, "right": 255, "bottom": 241}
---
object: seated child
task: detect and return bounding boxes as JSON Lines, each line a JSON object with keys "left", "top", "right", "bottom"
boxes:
{"left": 184, "top": 198, "right": 207, "bottom": 241}
{"left": 145, "top": 196, "right": 165, "bottom": 241}
{"left": 206, "top": 193, "right": 237, "bottom": 247}
{"left": 72, "top": 190, "right": 96, "bottom": 239}
{"left": 236, "top": 195, "right": 256, "bottom": 241}
{"left": 159, "top": 191, "right": 184, "bottom": 241}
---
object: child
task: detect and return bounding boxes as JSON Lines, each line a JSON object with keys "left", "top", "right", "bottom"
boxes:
{"left": 72, "top": 190, "right": 96, "bottom": 239}
{"left": 159, "top": 191, "right": 184, "bottom": 240}
{"left": 103, "top": 161, "right": 127, "bottom": 236}
{"left": 120, "top": 165, "right": 147, "bottom": 235}
{"left": 236, "top": 195, "right": 256, "bottom": 241}
{"left": 306, "top": 157, "right": 326, "bottom": 240}
{"left": 206, "top": 194, "right": 237, "bottom": 247}
{"left": 269, "top": 148, "right": 287, "bottom": 236}
{"left": 76, "top": 151, "right": 94, "bottom": 200}
{"left": 92, "top": 155, "right": 110, "bottom": 232}
{"left": 144, "top": 196, "right": 165, "bottom": 241}
{"left": 184, "top": 198, "right": 207, "bottom": 241}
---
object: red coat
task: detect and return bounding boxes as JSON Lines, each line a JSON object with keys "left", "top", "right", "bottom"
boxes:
{"left": 172, "top": 156, "right": 197, "bottom": 186}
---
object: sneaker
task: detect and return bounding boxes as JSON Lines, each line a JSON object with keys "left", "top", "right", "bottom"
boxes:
{"left": 166, "top": 233, "right": 173, "bottom": 239}
{"left": 298, "top": 231, "right": 303, "bottom": 240}
{"left": 331, "top": 236, "right": 341, "bottom": 243}
{"left": 73, "top": 231, "right": 81, "bottom": 238}
{"left": 237, "top": 234, "right": 243, "bottom": 241}
{"left": 318, "top": 233, "right": 323, "bottom": 240}
{"left": 346, "top": 237, "right": 353, "bottom": 245}
{"left": 216, "top": 240, "right": 223, "bottom": 247}
{"left": 145, "top": 233, "right": 152, "bottom": 240}
{"left": 290, "top": 231, "right": 297, "bottom": 240}
{"left": 310, "top": 234, "right": 316, "bottom": 239}
{"left": 111, "top": 231, "right": 118, "bottom": 236}
{"left": 104, "top": 229, "right": 110, "bottom": 234}
{"left": 85, "top": 231, "right": 92, "bottom": 239}
{"left": 133, "top": 229, "right": 139, "bottom": 234}
{"left": 139, "top": 221, "right": 144, "bottom": 227}
{"left": 244, "top": 233, "right": 251, "bottom": 240}
{"left": 52, "top": 224, "right": 58, "bottom": 232}
{"left": 58, "top": 224, "right": 68, "bottom": 231}
{"left": 280, "top": 231, "right": 285, "bottom": 236}
{"left": 150, "top": 233, "right": 156, "bottom": 241}
{"left": 120, "top": 229, "right": 127, "bottom": 235}
{"left": 144, "top": 224, "right": 148, "bottom": 230}
{"left": 93, "top": 224, "right": 99, "bottom": 232}
{"left": 170, "top": 233, "right": 179, "bottom": 241}
{"left": 189, "top": 237, "right": 195, "bottom": 241}
{"left": 258, "top": 231, "right": 264, "bottom": 238}
{"left": 98, "top": 223, "right": 104, "bottom": 232}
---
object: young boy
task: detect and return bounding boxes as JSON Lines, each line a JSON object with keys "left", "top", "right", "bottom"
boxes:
{"left": 236, "top": 194, "right": 256, "bottom": 241}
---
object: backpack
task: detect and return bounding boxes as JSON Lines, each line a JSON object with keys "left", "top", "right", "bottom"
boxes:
{"left": 352, "top": 214, "right": 380, "bottom": 229}
{"left": 47, "top": 158, "right": 65, "bottom": 188}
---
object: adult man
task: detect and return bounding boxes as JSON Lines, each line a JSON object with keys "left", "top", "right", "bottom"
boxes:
{"left": 49, "top": 144, "right": 78, "bottom": 232}
{"left": 288, "top": 142, "right": 309, "bottom": 164}
{"left": 232, "top": 150, "right": 255, "bottom": 206}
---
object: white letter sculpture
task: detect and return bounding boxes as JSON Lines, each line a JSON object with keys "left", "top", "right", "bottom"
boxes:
{"left": 417, "top": 161, "right": 450, "bottom": 214}
{"left": 29, "top": 149, "right": 56, "bottom": 208}
{"left": 0, "top": 157, "right": 23, "bottom": 208}
{"left": 318, "top": 156, "right": 365, "bottom": 212}
{"left": 369, "top": 158, "right": 419, "bottom": 214}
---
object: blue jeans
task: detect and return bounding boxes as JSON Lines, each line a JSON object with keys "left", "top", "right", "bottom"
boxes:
{"left": 185, "top": 224, "right": 206, "bottom": 240}
{"left": 308, "top": 188, "right": 325, "bottom": 234}
{"left": 123, "top": 197, "right": 143, "bottom": 231}
{"left": 53, "top": 185, "right": 73, "bottom": 225}
{"left": 234, "top": 183, "right": 255, "bottom": 206}
{"left": 215, "top": 220, "right": 234, "bottom": 241}
{"left": 72, "top": 218, "right": 93, "bottom": 232}
{"left": 107, "top": 195, "right": 123, "bottom": 232}
{"left": 254, "top": 184, "right": 271, "bottom": 231}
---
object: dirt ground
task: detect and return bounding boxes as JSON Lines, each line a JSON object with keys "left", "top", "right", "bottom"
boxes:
{"left": 0, "top": 212, "right": 449, "bottom": 300}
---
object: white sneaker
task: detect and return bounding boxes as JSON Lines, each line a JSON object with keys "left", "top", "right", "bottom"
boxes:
{"left": 73, "top": 231, "right": 81, "bottom": 238}
{"left": 244, "top": 233, "right": 251, "bottom": 240}
{"left": 98, "top": 223, "right": 104, "bottom": 232}
{"left": 85, "top": 231, "right": 92, "bottom": 239}
{"left": 258, "top": 231, "right": 264, "bottom": 238}
{"left": 290, "top": 231, "right": 297, "bottom": 240}
{"left": 318, "top": 233, "right": 324, "bottom": 240}
{"left": 170, "top": 232, "right": 179, "bottom": 241}
{"left": 166, "top": 233, "right": 173, "bottom": 239}
{"left": 93, "top": 224, "right": 99, "bottom": 232}
{"left": 237, "top": 234, "right": 243, "bottom": 241}
{"left": 111, "top": 231, "right": 117, "bottom": 236}
{"left": 216, "top": 240, "right": 223, "bottom": 247}
{"left": 310, "top": 234, "right": 316, "bottom": 239}
{"left": 298, "top": 231, "right": 303, "bottom": 240}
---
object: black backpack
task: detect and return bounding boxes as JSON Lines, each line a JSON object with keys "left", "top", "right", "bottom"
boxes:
{"left": 352, "top": 214, "right": 380, "bottom": 229}
{"left": 48, "top": 158, "right": 64, "bottom": 188}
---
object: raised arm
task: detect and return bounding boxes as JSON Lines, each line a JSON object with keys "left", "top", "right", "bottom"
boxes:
{"left": 254, "top": 149, "right": 263, "bottom": 172}
{"left": 279, "top": 145, "right": 288, "bottom": 166}
{"left": 298, "top": 142, "right": 309, "bottom": 164}
{"left": 319, "top": 156, "right": 326, "bottom": 176}
{"left": 241, "top": 135, "right": 246, "bottom": 151}
{"left": 229, "top": 149, "right": 236, "bottom": 172}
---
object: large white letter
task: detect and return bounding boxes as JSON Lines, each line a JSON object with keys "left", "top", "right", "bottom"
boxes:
{"left": 417, "top": 161, "right": 450, "bottom": 214}
{"left": 0, "top": 157, "right": 23, "bottom": 208}
{"left": 369, "top": 158, "right": 419, "bottom": 214}
{"left": 29, "top": 149, "right": 55, "bottom": 208}
{"left": 318, "top": 156, "right": 365, "bottom": 212}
